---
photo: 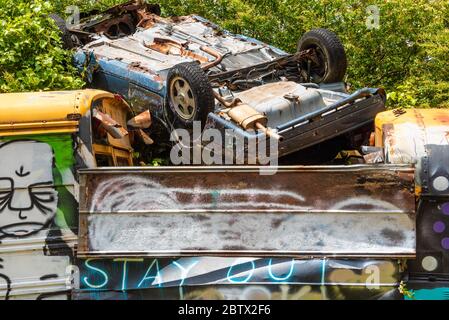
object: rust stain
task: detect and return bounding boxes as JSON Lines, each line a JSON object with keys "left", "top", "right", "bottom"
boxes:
{"left": 433, "top": 111, "right": 449, "bottom": 124}
{"left": 147, "top": 38, "right": 209, "bottom": 63}
{"left": 82, "top": 167, "right": 416, "bottom": 213}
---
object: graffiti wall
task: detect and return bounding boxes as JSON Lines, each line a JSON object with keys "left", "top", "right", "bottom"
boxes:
{"left": 0, "top": 136, "right": 79, "bottom": 299}
{"left": 74, "top": 257, "right": 403, "bottom": 300}
{"left": 0, "top": 135, "right": 445, "bottom": 300}
{"left": 74, "top": 166, "right": 416, "bottom": 300}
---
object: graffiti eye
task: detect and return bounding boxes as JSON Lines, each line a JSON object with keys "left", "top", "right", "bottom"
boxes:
{"left": 0, "top": 178, "right": 13, "bottom": 211}
{"left": 29, "top": 190, "right": 56, "bottom": 215}
{"left": 0, "top": 188, "right": 12, "bottom": 199}
{"left": 29, "top": 182, "right": 55, "bottom": 203}
{"left": 28, "top": 182, "right": 56, "bottom": 215}
{"left": 30, "top": 190, "right": 56, "bottom": 203}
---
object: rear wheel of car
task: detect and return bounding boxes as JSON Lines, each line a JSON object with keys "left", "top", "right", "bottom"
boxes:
{"left": 167, "top": 62, "right": 215, "bottom": 129}
{"left": 49, "top": 14, "right": 76, "bottom": 50}
{"left": 297, "top": 28, "right": 347, "bottom": 83}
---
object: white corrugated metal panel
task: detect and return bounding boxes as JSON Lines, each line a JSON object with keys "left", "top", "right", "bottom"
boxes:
{"left": 0, "top": 230, "right": 77, "bottom": 300}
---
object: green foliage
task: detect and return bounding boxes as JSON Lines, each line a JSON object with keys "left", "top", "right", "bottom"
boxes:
{"left": 51, "top": 0, "right": 125, "bottom": 13}
{"left": 0, "top": 0, "right": 448, "bottom": 109}
{"left": 399, "top": 281, "right": 416, "bottom": 300}
{"left": 149, "top": 157, "right": 169, "bottom": 166}
{"left": 0, "top": 0, "right": 84, "bottom": 92}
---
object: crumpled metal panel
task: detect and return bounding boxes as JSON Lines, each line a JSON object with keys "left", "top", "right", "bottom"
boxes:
{"left": 78, "top": 165, "right": 416, "bottom": 258}
{"left": 78, "top": 14, "right": 287, "bottom": 79}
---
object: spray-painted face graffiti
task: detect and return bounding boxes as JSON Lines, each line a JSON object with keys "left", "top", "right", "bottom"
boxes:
{"left": 0, "top": 141, "right": 58, "bottom": 237}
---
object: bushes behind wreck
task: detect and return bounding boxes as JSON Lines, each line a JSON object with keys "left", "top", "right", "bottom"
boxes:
{"left": 0, "top": 0, "right": 448, "bottom": 108}
{"left": 0, "top": 0, "right": 84, "bottom": 92}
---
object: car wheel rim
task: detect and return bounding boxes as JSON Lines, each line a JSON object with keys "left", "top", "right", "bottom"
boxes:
{"left": 170, "top": 76, "right": 196, "bottom": 120}
{"left": 310, "top": 47, "right": 327, "bottom": 78}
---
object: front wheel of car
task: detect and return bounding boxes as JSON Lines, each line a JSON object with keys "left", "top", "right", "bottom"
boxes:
{"left": 166, "top": 62, "right": 215, "bottom": 129}
{"left": 297, "top": 28, "right": 347, "bottom": 83}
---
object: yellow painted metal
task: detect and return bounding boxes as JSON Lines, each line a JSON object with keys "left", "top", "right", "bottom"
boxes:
{"left": 375, "top": 108, "right": 449, "bottom": 147}
{"left": 0, "top": 89, "right": 130, "bottom": 136}
{"left": 92, "top": 143, "right": 133, "bottom": 166}
{"left": 0, "top": 121, "right": 79, "bottom": 137}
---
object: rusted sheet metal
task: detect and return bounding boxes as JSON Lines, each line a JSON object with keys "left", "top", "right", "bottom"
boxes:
{"left": 376, "top": 108, "right": 449, "bottom": 164}
{"left": 74, "top": 12, "right": 287, "bottom": 89}
{"left": 93, "top": 108, "right": 128, "bottom": 139}
{"left": 375, "top": 108, "right": 449, "bottom": 196}
{"left": 73, "top": 5, "right": 386, "bottom": 160}
{"left": 78, "top": 165, "right": 416, "bottom": 258}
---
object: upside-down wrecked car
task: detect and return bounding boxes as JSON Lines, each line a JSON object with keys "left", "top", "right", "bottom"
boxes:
{"left": 52, "top": 0, "right": 386, "bottom": 163}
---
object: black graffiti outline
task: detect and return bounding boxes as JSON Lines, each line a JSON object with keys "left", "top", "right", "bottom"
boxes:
{"left": 0, "top": 257, "right": 11, "bottom": 300}
{"left": 0, "top": 139, "right": 77, "bottom": 300}
{"left": 15, "top": 166, "right": 30, "bottom": 178}
{"left": 0, "top": 178, "right": 55, "bottom": 213}
{"left": 0, "top": 178, "right": 13, "bottom": 213}
{"left": 0, "top": 140, "right": 58, "bottom": 238}
{"left": 37, "top": 290, "right": 71, "bottom": 300}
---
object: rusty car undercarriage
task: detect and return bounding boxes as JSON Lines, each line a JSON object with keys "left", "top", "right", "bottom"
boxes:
{"left": 51, "top": 1, "right": 388, "bottom": 164}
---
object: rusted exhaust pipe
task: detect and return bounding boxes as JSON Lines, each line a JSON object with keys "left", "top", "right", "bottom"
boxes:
{"left": 214, "top": 92, "right": 283, "bottom": 141}
{"left": 255, "top": 122, "right": 284, "bottom": 141}
{"left": 225, "top": 102, "right": 283, "bottom": 141}
{"left": 213, "top": 91, "right": 241, "bottom": 108}
{"left": 200, "top": 46, "right": 223, "bottom": 71}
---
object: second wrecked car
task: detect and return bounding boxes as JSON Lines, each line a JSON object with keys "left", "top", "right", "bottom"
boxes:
{"left": 56, "top": 1, "right": 386, "bottom": 163}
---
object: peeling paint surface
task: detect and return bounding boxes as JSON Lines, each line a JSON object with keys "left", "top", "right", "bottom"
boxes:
{"left": 78, "top": 166, "right": 416, "bottom": 258}
{"left": 377, "top": 109, "right": 449, "bottom": 164}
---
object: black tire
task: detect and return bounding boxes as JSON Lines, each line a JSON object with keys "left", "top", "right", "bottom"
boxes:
{"left": 49, "top": 14, "right": 75, "bottom": 50}
{"left": 297, "top": 28, "right": 347, "bottom": 83}
{"left": 166, "top": 62, "right": 215, "bottom": 129}
{"left": 147, "top": 3, "right": 162, "bottom": 16}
